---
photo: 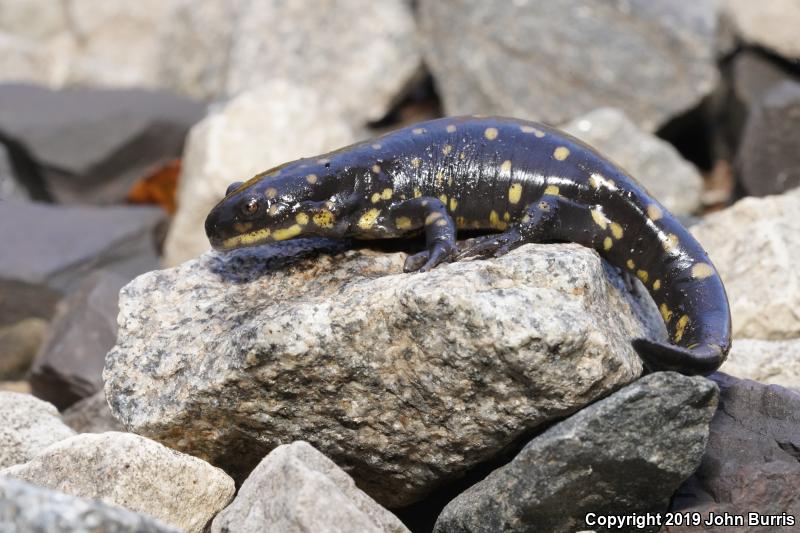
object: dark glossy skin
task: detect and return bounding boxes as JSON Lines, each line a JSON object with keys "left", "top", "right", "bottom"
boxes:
{"left": 205, "top": 116, "right": 732, "bottom": 375}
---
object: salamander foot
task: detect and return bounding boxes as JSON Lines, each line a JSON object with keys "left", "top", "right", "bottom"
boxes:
{"left": 456, "top": 229, "right": 523, "bottom": 260}
{"left": 403, "top": 241, "right": 457, "bottom": 273}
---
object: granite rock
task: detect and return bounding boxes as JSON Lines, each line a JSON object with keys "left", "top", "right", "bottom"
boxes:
{"left": 29, "top": 271, "right": 127, "bottom": 409}
{"left": 0, "top": 476, "right": 180, "bottom": 533}
{"left": 0, "top": 392, "right": 75, "bottom": 469}
{"left": 669, "top": 373, "right": 800, "bottom": 532}
{"left": 562, "top": 108, "right": 703, "bottom": 215}
{"left": 1, "top": 431, "right": 235, "bottom": 533}
{"left": 720, "top": 338, "right": 800, "bottom": 390}
{"left": 105, "top": 240, "right": 664, "bottom": 507}
{"left": 434, "top": 372, "right": 717, "bottom": 533}
{"left": 162, "top": 81, "right": 357, "bottom": 265}
{"left": 211, "top": 441, "right": 409, "bottom": 533}
{"left": 62, "top": 390, "right": 127, "bottom": 434}
{"left": 720, "top": 0, "right": 800, "bottom": 60}
{"left": 0, "top": 317, "right": 48, "bottom": 379}
{"left": 419, "top": 0, "right": 717, "bottom": 131}
{"left": 0, "top": 83, "right": 204, "bottom": 204}
{"left": 691, "top": 188, "right": 800, "bottom": 339}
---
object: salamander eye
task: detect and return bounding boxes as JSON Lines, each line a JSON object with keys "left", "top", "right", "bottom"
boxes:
{"left": 241, "top": 196, "right": 260, "bottom": 216}
{"left": 225, "top": 181, "right": 244, "bottom": 196}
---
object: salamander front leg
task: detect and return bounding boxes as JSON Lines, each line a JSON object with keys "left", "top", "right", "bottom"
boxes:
{"left": 390, "top": 197, "right": 458, "bottom": 273}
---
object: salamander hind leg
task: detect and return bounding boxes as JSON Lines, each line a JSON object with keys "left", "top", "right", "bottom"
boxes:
{"left": 457, "top": 195, "right": 560, "bottom": 260}
{"left": 389, "top": 197, "right": 458, "bottom": 273}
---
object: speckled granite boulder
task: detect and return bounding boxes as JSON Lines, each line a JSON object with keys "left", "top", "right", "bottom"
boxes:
{"left": 105, "top": 240, "right": 664, "bottom": 507}
{"left": 420, "top": 0, "right": 717, "bottom": 131}
{"left": 1, "top": 432, "right": 234, "bottom": 533}
{"left": 691, "top": 188, "right": 800, "bottom": 339}
{"left": 720, "top": 338, "right": 800, "bottom": 390}
{"left": 211, "top": 441, "right": 409, "bottom": 533}
{"left": 562, "top": 108, "right": 702, "bottom": 215}
{"left": 0, "top": 392, "right": 75, "bottom": 469}
{"left": 434, "top": 372, "right": 718, "bottom": 533}
{"left": 162, "top": 81, "right": 357, "bottom": 266}
{"left": 0, "top": 476, "right": 179, "bottom": 533}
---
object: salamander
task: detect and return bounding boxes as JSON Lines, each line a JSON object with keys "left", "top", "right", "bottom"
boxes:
{"left": 205, "top": 116, "right": 732, "bottom": 375}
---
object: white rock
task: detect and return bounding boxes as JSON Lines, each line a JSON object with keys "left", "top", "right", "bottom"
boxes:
{"left": 562, "top": 108, "right": 702, "bottom": 215}
{"left": 211, "top": 441, "right": 409, "bottom": 533}
{"left": 720, "top": 338, "right": 800, "bottom": 389}
{"left": 1, "top": 432, "right": 235, "bottom": 533}
{"left": 720, "top": 0, "right": 800, "bottom": 59}
{"left": 0, "top": 392, "right": 75, "bottom": 469}
{"left": 162, "top": 81, "right": 357, "bottom": 265}
{"left": 691, "top": 188, "right": 800, "bottom": 340}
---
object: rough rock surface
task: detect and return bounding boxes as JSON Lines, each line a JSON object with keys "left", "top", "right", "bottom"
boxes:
{"left": 434, "top": 372, "right": 717, "bottom": 533}
{"left": 419, "top": 0, "right": 717, "bottom": 131}
{"left": 562, "top": 108, "right": 703, "bottom": 214}
{"left": 0, "top": 317, "right": 48, "bottom": 379}
{"left": 0, "top": 144, "right": 26, "bottom": 200}
{"left": 211, "top": 441, "right": 409, "bottom": 533}
{"left": 0, "top": 476, "right": 179, "bottom": 533}
{"left": 720, "top": 338, "right": 800, "bottom": 390}
{"left": 62, "top": 390, "right": 127, "bottom": 434}
{"left": 163, "top": 81, "right": 357, "bottom": 265}
{"left": 106, "top": 240, "right": 664, "bottom": 507}
{"left": 669, "top": 373, "right": 800, "bottom": 532}
{"left": 0, "top": 83, "right": 203, "bottom": 204}
{"left": 0, "top": 392, "right": 75, "bottom": 469}
{"left": 720, "top": 0, "right": 800, "bottom": 60}
{"left": 691, "top": 188, "right": 800, "bottom": 339}
{"left": 29, "top": 271, "right": 127, "bottom": 409}
{"left": 1, "top": 431, "right": 235, "bottom": 533}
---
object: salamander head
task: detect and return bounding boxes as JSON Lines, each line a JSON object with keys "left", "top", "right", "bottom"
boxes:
{"left": 205, "top": 163, "right": 346, "bottom": 251}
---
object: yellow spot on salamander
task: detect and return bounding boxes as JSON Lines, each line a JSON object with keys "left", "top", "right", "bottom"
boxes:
{"left": 626, "top": 259, "right": 635, "bottom": 269}
{"left": 411, "top": 157, "right": 421, "bottom": 168}
{"left": 647, "top": 204, "right": 663, "bottom": 221}
{"left": 295, "top": 213, "right": 309, "bottom": 225}
{"left": 544, "top": 185, "right": 560, "bottom": 196}
{"left": 425, "top": 212, "right": 443, "bottom": 225}
{"left": 372, "top": 164, "right": 381, "bottom": 174}
{"left": 273, "top": 224, "right": 303, "bottom": 241}
{"left": 266, "top": 187, "right": 277, "bottom": 199}
{"left": 663, "top": 233, "right": 679, "bottom": 253}
{"left": 313, "top": 210, "right": 335, "bottom": 228}
{"left": 381, "top": 188, "right": 393, "bottom": 200}
{"left": 508, "top": 183, "right": 523, "bottom": 204}
{"left": 603, "top": 237, "right": 613, "bottom": 250}
{"left": 659, "top": 303, "right": 673, "bottom": 323}
{"left": 522, "top": 214, "right": 531, "bottom": 223}
{"left": 442, "top": 144, "right": 453, "bottom": 156}
{"left": 691, "top": 262, "right": 714, "bottom": 279}
{"left": 653, "top": 279, "right": 661, "bottom": 291}
{"left": 435, "top": 171, "right": 445, "bottom": 187}
{"left": 414, "top": 187, "right": 422, "bottom": 198}
{"left": 591, "top": 209, "right": 609, "bottom": 230}
{"left": 489, "top": 210, "right": 507, "bottom": 230}
{"left": 268, "top": 204, "right": 278, "bottom": 216}
{"left": 221, "top": 227, "right": 271, "bottom": 249}
{"left": 636, "top": 269, "right": 649, "bottom": 283}
{"left": 306, "top": 174, "right": 318, "bottom": 184}
{"left": 502, "top": 212, "right": 509, "bottom": 222}
{"left": 357, "top": 209, "right": 381, "bottom": 230}
{"left": 412, "top": 127, "right": 425, "bottom": 135}
{"left": 610, "top": 222, "right": 624, "bottom": 239}
{"left": 456, "top": 216, "right": 466, "bottom": 228}
{"left": 553, "top": 146, "right": 570, "bottom": 161}
{"left": 439, "top": 194, "right": 448, "bottom": 205}
{"left": 674, "top": 315, "right": 690, "bottom": 343}
{"left": 500, "top": 160, "right": 512, "bottom": 174}
{"left": 450, "top": 197, "right": 458, "bottom": 211}
{"left": 395, "top": 216, "right": 412, "bottom": 230}
{"left": 520, "top": 125, "right": 545, "bottom": 137}
{"left": 446, "top": 124, "right": 457, "bottom": 133}
{"left": 371, "top": 192, "right": 381, "bottom": 203}
{"left": 436, "top": 219, "right": 448, "bottom": 227}
{"left": 233, "top": 222, "right": 252, "bottom": 233}
{"left": 484, "top": 127, "right": 498, "bottom": 140}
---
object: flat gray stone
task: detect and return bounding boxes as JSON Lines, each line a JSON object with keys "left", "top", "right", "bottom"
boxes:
{"left": 0, "top": 392, "right": 75, "bottom": 469}
{"left": 1, "top": 431, "right": 235, "bottom": 533}
{"left": 211, "top": 441, "right": 409, "bottom": 533}
{"left": 420, "top": 0, "right": 717, "bottom": 131}
{"left": 434, "top": 372, "right": 718, "bottom": 533}
{"left": 562, "top": 108, "right": 702, "bottom": 215}
{"left": 0, "top": 476, "right": 180, "bottom": 533}
{"left": 105, "top": 240, "right": 664, "bottom": 507}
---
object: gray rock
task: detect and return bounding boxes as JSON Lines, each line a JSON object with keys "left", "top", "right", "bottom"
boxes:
{"left": 562, "top": 108, "right": 703, "bottom": 215}
{"left": 0, "top": 200, "right": 163, "bottom": 326}
{"left": 162, "top": 81, "right": 357, "bottom": 266}
{"left": 211, "top": 441, "right": 409, "bottom": 533}
{"left": 29, "top": 271, "right": 127, "bottom": 409}
{"left": 1, "top": 431, "right": 235, "bottom": 533}
{"left": 720, "top": 338, "right": 800, "bottom": 390}
{"left": 105, "top": 240, "right": 664, "bottom": 507}
{"left": 0, "top": 392, "right": 75, "bottom": 469}
{"left": 62, "top": 390, "right": 127, "bottom": 434}
{"left": 419, "top": 0, "right": 717, "bottom": 131}
{"left": 0, "top": 84, "right": 203, "bottom": 205}
{"left": 720, "top": 0, "right": 800, "bottom": 60}
{"left": 434, "top": 372, "right": 718, "bottom": 533}
{"left": 0, "top": 476, "right": 180, "bottom": 533}
{"left": 669, "top": 373, "right": 800, "bottom": 532}
{"left": 0, "top": 144, "right": 27, "bottom": 200}
{"left": 0, "top": 318, "right": 48, "bottom": 380}
{"left": 691, "top": 188, "right": 800, "bottom": 340}
{"left": 736, "top": 81, "right": 800, "bottom": 196}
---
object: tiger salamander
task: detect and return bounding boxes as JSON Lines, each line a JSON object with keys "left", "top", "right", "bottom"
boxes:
{"left": 205, "top": 116, "right": 732, "bottom": 375}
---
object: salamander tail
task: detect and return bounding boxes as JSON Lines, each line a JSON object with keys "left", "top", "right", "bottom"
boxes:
{"left": 631, "top": 338, "right": 725, "bottom": 376}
